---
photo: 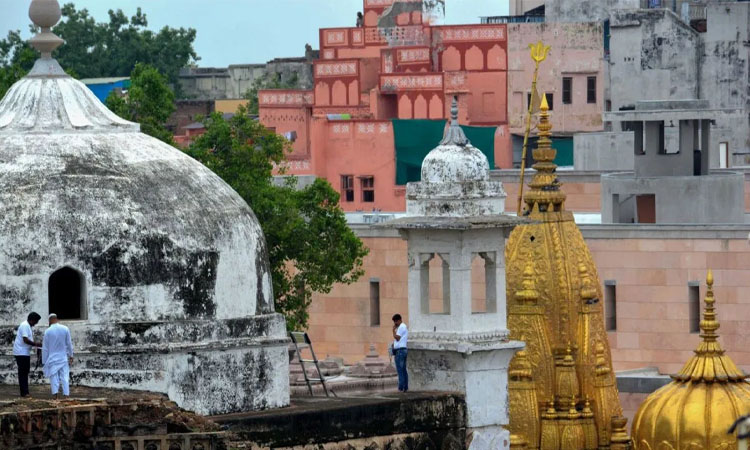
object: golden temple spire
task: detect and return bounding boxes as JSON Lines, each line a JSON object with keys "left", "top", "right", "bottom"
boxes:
{"left": 524, "top": 94, "right": 566, "bottom": 216}
{"left": 673, "top": 269, "right": 746, "bottom": 383}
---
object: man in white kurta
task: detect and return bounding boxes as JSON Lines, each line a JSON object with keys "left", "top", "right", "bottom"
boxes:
{"left": 42, "top": 314, "right": 74, "bottom": 399}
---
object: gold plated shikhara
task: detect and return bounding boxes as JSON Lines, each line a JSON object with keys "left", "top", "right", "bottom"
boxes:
{"left": 631, "top": 270, "right": 750, "bottom": 450}
{"left": 506, "top": 96, "right": 628, "bottom": 449}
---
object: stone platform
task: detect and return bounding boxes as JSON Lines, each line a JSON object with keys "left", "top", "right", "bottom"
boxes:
{"left": 0, "top": 385, "right": 224, "bottom": 450}
{"left": 214, "top": 392, "right": 468, "bottom": 449}
{"left": 0, "top": 385, "right": 470, "bottom": 450}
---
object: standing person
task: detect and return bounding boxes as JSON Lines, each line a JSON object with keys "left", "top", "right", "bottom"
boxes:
{"left": 42, "top": 314, "right": 74, "bottom": 400}
{"left": 13, "top": 312, "right": 42, "bottom": 397}
{"left": 392, "top": 313, "right": 408, "bottom": 392}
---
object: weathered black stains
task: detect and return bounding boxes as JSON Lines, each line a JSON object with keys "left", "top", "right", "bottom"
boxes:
{"left": 254, "top": 236, "right": 271, "bottom": 315}
{"left": 86, "top": 235, "right": 219, "bottom": 319}
{"left": 217, "top": 393, "right": 467, "bottom": 448}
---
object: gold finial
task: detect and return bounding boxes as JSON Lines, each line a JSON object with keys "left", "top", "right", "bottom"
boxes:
{"left": 524, "top": 93, "right": 566, "bottom": 215}
{"left": 509, "top": 343, "right": 534, "bottom": 381}
{"left": 29, "top": 0, "right": 64, "bottom": 59}
{"left": 529, "top": 41, "right": 551, "bottom": 64}
{"left": 540, "top": 94, "right": 550, "bottom": 112}
{"left": 594, "top": 341, "right": 611, "bottom": 376}
{"left": 579, "top": 261, "right": 597, "bottom": 303}
{"left": 700, "top": 269, "right": 719, "bottom": 341}
{"left": 672, "top": 269, "right": 746, "bottom": 382}
{"left": 516, "top": 263, "right": 539, "bottom": 304}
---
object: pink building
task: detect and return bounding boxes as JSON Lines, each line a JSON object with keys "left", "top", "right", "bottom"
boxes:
{"left": 259, "top": 0, "right": 511, "bottom": 212}
{"left": 506, "top": 21, "right": 606, "bottom": 166}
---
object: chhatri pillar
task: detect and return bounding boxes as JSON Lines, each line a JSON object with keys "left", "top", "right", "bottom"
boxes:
{"left": 384, "top": 98, "right": 527, "bottom": 449}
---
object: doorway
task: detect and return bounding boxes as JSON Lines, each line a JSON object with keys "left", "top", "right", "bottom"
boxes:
{"left": 48, "top": 267, "right": 86, "bottom": 320}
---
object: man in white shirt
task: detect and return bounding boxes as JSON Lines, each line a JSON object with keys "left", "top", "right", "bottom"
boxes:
{"left": 42, "top": 314, "right": 74, "bottom": 399}
{"left": 392, "top": 313, "right": 409, "bottom": 392}
{"left": 13, "top": 312, "right": 42, "bottom": 397}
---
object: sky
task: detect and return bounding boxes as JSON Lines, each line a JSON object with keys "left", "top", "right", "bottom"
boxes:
{"left": 0, "top": 0, "right": 510, "bottom": 67}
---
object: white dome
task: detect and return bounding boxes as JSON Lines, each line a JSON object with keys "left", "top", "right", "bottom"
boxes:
{"left": 0, "top": 59, "right": 274, "bottom": 323}
{"left": 421, "top": 143, "right": 490, "bottom": 184}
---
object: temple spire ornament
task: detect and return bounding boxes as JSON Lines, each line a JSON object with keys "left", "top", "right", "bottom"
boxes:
{"left": 29, "top": 0, "right": 64, "bottom": 59}
{"left": 439, "top": 95, "right": 469, "bottom": 147}
{"left": 632, "top": 270, "right": 750, "bottom": 449}
{"left": 506, "top": 88, "right": 626, "bottom": 449}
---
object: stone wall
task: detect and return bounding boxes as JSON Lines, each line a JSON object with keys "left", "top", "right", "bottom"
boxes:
{"left": 574, "top": 131, "right": 635, "bottom": 171}
{"left": 546, "top": 0, "right": 639, "bottom": 22}
{"left": 306, "top": 225, "right": 750, "bottom": 373}
{"left": 1, "top": 399, "right": 225, "bottom": 450}
{"left": 219, "top": 393, "right": 468, "bottom": 450}
{"left": 702, "top": 2, "right": 750, "bottom": 164}
{"left": 178, "top": 58, "right": 314, "bottom": 100}
{"left": 609, "top": 9, "right": 700, "bottom": 113}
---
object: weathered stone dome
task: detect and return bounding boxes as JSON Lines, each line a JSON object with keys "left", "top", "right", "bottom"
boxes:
{"left": 0, "top": 1, "right": 289, "bottom": 414}
{"left": 0, "top": 58, "right": 273, "bottom": 322}
{"left": 632, "top": 271, "right": 750, "bottom": 450}
{"left": 406, "top": 97, "right": 505, "bottom": 217}
{"left": 420, "top": 143, "right": 490, "bottom": 184}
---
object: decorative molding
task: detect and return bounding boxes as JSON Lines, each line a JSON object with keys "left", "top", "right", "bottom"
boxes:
{"left": 315, "top": 61, "right": 358, "bottom": 78}
{"left": 259, "top": 90, "right": 314, "bottom": 107}
{"left": 397, "top": 48, "right": 430, "bottom": 64}
{"left": 434, "top": 25, "right": 506, "bottom": 43}
{"left": 380, "top": 74, "right": 443, "bottom": 91}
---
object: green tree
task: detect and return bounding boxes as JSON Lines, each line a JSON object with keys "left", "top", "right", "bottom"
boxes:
{"left": 106, "top": 63, "right": 175, "bottom": 145}
{"left": 244, "top": 72, "right": 300, "bottom": 115}
{"left": 185, "top": 107, "right": 368, "bottom": 330}
{"left": 0, "top": 30, "right": 35, "bottom": 98}
{"left": 0, "top": 3, "right": 198, "bottom": 98}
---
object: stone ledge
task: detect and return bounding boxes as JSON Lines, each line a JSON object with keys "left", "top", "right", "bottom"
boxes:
{"left": 215, "top": 393, "right": 467, "bottom": 448}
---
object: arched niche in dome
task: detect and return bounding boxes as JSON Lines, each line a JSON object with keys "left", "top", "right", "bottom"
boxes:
{"left": 48, "top": 266, "right": 87, "bottom": 320}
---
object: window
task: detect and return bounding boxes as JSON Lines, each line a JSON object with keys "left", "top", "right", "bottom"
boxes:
{"left": 587, "top": 76, "right": 597, "bottom": 104}
{"left": 562, "top": 77, "right": 572, "bottom": 105}
{"left": 604, "top": 281, "right": 616, "bottom": 331}
{"left": 689, "top": 282, "right": 700, "bottom": 333}
{"left": 361, "top": 176, "right": 375, "bottom": 202}
{"left": 528, "top": 93, "right": 553, "bottom": 111}
{"left": 49, "top": 267, "right": 86, "bottom": 320}
{"left": 720, "top": 142, "right": 729, "bottom": 168}
{"left": 341, "top": 175, "right": 354, "bottom": 202}
{"left": 370, "top": 279, "right": 381, "bottom": 326}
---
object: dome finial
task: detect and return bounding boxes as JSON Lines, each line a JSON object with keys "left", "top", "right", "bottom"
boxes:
{"left": 700, "top": 269, "right": 719, "bottom": 341}
{"left": 29, "top": 0, "right": 64, "bottom": 59}
{"left": 439, "top": 95, "right": 470, "bottom": 147}
{"left": 523, "top": 93, "right": 566, "bottom": 215}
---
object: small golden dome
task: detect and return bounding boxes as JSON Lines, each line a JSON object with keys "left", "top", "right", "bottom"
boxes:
{"left": 632, "top": 270, "right": 750, "bottom": 450}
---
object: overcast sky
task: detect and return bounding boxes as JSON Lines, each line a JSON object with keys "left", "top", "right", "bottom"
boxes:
{"left": 0, "top": 0, "right": 510, "bottom": 67}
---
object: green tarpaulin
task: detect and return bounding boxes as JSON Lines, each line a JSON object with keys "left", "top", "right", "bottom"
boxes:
{"left": 392, "top": 119, "right": 496, "bottom": 185}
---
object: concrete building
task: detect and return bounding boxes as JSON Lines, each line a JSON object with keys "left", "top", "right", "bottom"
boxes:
{"left": 178, "top": 53, "right": 316, "bottom": 100}
{"left": 258, "top": 0, "right": 512, "bottom": 212}
{"left": 0, "top": 2, "right": 289, "bottom": 416}
{"left": 601, "top": 100, "right": 745, "bottom": 224}
{"left": 507, "top": 21, "right": 606, "bottom": 166}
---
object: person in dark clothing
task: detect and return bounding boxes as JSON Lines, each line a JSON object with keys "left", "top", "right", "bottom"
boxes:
{"left": 13, "top": 312, "right": 42, "bottom": 397}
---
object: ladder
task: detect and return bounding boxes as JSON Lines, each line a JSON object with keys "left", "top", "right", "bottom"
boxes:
{"left": 290, "top": 331, "right": 335, "bottom": 397}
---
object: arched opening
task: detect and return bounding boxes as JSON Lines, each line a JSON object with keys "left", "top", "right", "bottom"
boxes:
{"left": 48, "top": 267, "right": 86, "bottom": 320}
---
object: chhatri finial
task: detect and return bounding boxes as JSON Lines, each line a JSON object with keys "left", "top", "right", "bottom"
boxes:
{"left": 439, "top": 95, "right": 470, "bottom": 147}
{"left": 523, "top": 93, "right": 566, "bottom": 214}
{"left": 700, "top": 269, "right": 720, "bottom": 341}
{"left": 29, "top": 0, "right": 64, "bottom": 59}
